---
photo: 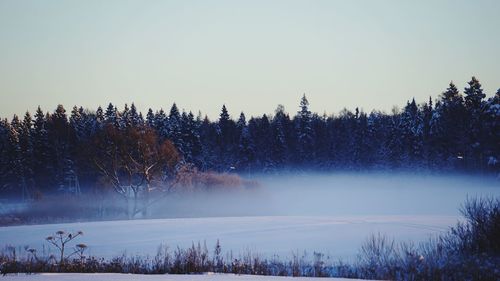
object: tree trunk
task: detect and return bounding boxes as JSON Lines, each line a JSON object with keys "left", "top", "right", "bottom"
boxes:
{"left": 133, "top": 191, "right": 138, "bottom": 219}
{"left": 142, "top": 178, "right": 151, "bottom": 218}
{"left": 126, "top": 197, "right": 133, "bottom": 219}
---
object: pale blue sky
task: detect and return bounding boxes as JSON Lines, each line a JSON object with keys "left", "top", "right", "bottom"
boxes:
{"left": 0, "top": 0, "right": 499, "bottom": 119}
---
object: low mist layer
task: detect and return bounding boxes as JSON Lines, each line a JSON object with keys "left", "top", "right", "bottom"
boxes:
{"left": 151, "top": 172, "right": 499, "bottom": 218}
{"left": 2, "top": 173, "right": 499, "bottom": 224}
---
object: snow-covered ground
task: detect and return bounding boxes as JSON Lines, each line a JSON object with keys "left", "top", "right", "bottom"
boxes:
{"left": 1, "top": 215, "right": 457, "bottom": 260}
{"left": 2, "top": 273, "right": 375, "bottom": 281}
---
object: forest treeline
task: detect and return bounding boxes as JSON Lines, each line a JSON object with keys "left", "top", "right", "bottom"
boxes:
{"left": 0, "top": 77, "right": 499, "bottom": 199}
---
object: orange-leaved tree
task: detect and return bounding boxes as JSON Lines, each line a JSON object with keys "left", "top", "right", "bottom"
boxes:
{"left": 92, "top": 125, "right": 180, "bottom": 217}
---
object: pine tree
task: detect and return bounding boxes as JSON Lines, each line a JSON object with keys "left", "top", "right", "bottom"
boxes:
{"left": 167, "top": 103, "right": 183, "bottom": 155}
{"left": 366, "top": 111, "right": 388, "bottom": 168}
{"left": 19, "top": 112, "right": 35, "bottom": 199}
{"left": 50, "top": 104, "right": 71, "bottom": 192}
{"left": 95, "top": 106, "right": 105, "bottom": 131}
{"left": 386, "top": 107, "right": 403, "bottom": 168}
{"left": 7, "top": 116, "right": 23, "bottom": 197}
{"left": 236, "top": 112, "right": 246, "bottom": 131}
{"left": 120, "top": 104, "right": 130, "bottom": 129}
{"left": 216, "top": 105, "right": 237, "bottom": 170}
{"left": 483, "top": 89, "right": 500, "bottom": 171}
{"left": 218, "top": 105, "right": 234, "bottom": 146}
{"left": 236, "top": 112, "right": 255, "bottom": 172}
{"left": 270, "top": 105, "right": 288, "bottom": 167}
{"left": 105, "top": 103, "right": 117, "bottom": 126}
{"left": 219, "top": 105, "right": 230, "bottom": 125}
{"left": 464, "top": 76, "right": 486, "bottom": 113}
{"left": 353, "top": 109, "right": 370, "bottom": 168}
{"left": 180, "top": 111, "right": 202, "bottom": 166}
{"left": 330, "top": 109, "right": 354, "bottom": 168}
{"left": 32, "top": 107, "right": 52, "bottom": 192}
{"left": 169, "top": 103, "right": 180, "bottom": 121}
{"left": 199, "top": 115, "right": 218, "bottom": 171}
{"left": 189, "top": 111, "right": 203, "bottom": 166}
{"left": 0, "top": 119, "right": 10, "bottom": 192}
{"left": 463, "top": 76, "right": 487, "bottom": 169}
{"left": 70, "top": 106, "right": 85, "bottom": 141}
{"left": 400, "top": 99, "right": 423, "bottom": 167}
{"left": 422, "top": 97, "right": 434, "bottom": 167}
{"left": 68, "top": 106, "right": 88, "bottom": 193}
{"left": 433, "top": 82, "right": 467, "bottom": 168}
{"left": 129, "top": 103, "right": 142, "bottom": 127}
{"left": 154, "top": 109, "right": 168, "bottom": 140}
{"left": 256, "top": 114, "right": 273, "bottom": 170}
{"left": 296, "top": 95, "right": 315, "bottom": 163}
{"left": 146, "top": 108, "right": 155, "bottom": 128}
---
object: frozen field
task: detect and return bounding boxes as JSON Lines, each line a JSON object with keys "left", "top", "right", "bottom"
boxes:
{"left": 2, "top": 273, "right": 375, "bottom": 281}
{"left": 1, "top": 173, "right": 498, "bottom": 261}
{"left": 0, "top": 215, "right": 457, "bottom": 260}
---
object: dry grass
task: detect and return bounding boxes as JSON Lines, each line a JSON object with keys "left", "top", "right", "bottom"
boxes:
{"left": 173, "top": 165, "right": 258, "bottom": 192}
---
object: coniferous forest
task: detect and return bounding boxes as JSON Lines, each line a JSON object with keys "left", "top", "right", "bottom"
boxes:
{"left": 0, "top": 77, "right": 499, "bottom": 199}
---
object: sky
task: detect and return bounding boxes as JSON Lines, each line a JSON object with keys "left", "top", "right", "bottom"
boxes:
{"left": 0, "top": 0, "right": 499, "bottom": 120}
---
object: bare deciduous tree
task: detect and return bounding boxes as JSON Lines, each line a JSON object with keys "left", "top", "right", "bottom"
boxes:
{"left": 92, "top": 125, "right": 180, "bottom": 217}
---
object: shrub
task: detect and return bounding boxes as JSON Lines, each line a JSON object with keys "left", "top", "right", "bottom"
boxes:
{"left": 450, "top": 197, "right": 500, "bottom": 256}
{"left": 355, "top": 196, "right": 500, "bottom": 281}
{"left": 173, "top": 165, "right": 255, "bottom": 192}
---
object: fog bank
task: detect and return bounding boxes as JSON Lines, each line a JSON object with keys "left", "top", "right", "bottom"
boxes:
{"left": 151, "top": 172, "right": 500, "bottom": 218}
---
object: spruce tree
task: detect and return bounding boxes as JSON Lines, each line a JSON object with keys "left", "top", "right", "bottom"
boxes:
{"left": 199, "top": 115, "right": 218, "bottom": 171}
{"left": 434, "top": 82, "right": 466, "bottom": 167}
{"left": 257, "top": 114, "right": 273, "bottom": 170}
{"left": 19, "top": 112, "right": 35, "bottom": 199}
{"left": 70, "top": 106, "right": 85, "bottom": 141}
{"left": 483, "top": 89, "right": 500, "bottom": 171}
{"left": 50, "top": 104, "right": 70, "bottom": 192}
{"left": 464, "top": 76, "right": 486, "bottom": 113}
{"left": 95, "top": 106, "right": 104, "bottom": 131}
{"left": 217, "top": 104, "right": 236, "bottom": 170}
{"left": 180, "top": 111, "right": 202, "bottom": 166}
{"left": 386, "top": 107, "right": 403, "bottom": 168}
{"left": 400, "top": 99, "right": 423, "bottom": 167}
{"left": 353, "top": 109, "right": 370, "bottom": 168}
{"left": 167, "top": 103, "right": 183, "bottom": 155}
{"left": 422, "top": 97, "right": 434, "bottom": 167}
{"left": 120, "top": 104, "right": 130, "bottom": 129}
{"left": 0, "top": 119, "right": 10, "bottom": 193}
{"left": 154, "top": 109, "right": 168, "bottom": 139}
{"left": 7, "top": 116, "right": 22, "bottom": 197}
{"left": 271, "top": 105, "right": 288, "bottom": 167}
{"left": 32, "top": 107, "right": 52, "bottom": 191}
{"left": 236, "top": 112, "right": 255, "bottom": 172}
{"left": 464, "top": 77, "right": 487, "bottom": 169}
{"left": 146, "top": 108, "right": 155, "bottom": 128}
{"left": 105, "top": 103, "right": 117, "bottom": 126}
{"left": 218, "top": 104, "right": 234, "bottom": 146}
{"left": 296, "top": 95, "right": 315, "bottom": 164}
{"left": 129, "top": 103, "right": 141, "bottom": 127}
